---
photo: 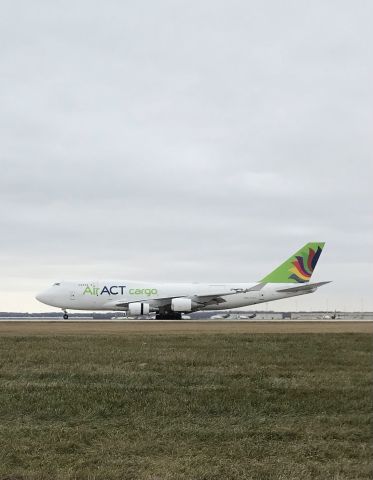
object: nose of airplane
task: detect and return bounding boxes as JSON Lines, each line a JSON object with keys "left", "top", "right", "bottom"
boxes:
{"left": 35, "top": 290, "right": 50, "bottom": 305}
{"left": 35, "top": 292, "right": 43, "bottom": 302}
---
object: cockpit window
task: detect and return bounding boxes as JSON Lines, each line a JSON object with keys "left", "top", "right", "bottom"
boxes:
{"left": 53, "top": 282, "right": 61, "bottom": 286}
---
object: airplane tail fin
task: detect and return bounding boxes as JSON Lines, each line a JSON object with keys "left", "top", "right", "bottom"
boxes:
{"left": 260, "top": 242, "right": 325, "bottom": 283}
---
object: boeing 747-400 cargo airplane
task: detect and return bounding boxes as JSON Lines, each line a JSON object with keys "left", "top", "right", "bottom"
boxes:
{"left": 36, "top": 242, "right": 330, "bottom": 319}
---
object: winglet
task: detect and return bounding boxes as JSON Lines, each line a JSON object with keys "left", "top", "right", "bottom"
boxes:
{"left": 260, "top": 242, "right": 325, "bottom": 283}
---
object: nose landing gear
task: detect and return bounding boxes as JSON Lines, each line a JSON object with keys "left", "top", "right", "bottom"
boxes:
{"left": 62, "top": 310, "right": 69, "bottom": 320}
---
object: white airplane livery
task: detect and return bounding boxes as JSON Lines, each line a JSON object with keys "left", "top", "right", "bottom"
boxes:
{"left": 36, "top": 242, "right": 330, "bottom": 319}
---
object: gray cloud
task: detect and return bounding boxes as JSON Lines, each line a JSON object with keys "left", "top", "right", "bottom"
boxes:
{"left": 1, "top": 0, "right": 372, "bottom": 311}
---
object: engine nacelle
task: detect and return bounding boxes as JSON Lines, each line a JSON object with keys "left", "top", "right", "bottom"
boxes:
{"left": 128, "top": 302, "right": 150, "bottom": 316}
{"left": 171, "top": 297, "right": 192, "bottom": 312}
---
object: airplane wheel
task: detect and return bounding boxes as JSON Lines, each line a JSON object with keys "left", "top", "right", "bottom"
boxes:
{"left": 156, "top": 313, "right": 182, "bottom": 320}
{"left": 63, "top": 314, "right": 69, "bottom": 320}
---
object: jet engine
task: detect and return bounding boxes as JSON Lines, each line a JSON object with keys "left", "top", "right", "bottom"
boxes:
{"left": 171, "top": 297, "right": 192, "bottom": 312}
{"left": 128, "top": 302, "right": 150, "bottom": 316}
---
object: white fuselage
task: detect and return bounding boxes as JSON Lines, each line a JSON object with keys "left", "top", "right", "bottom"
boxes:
{"left": 36, "top": 280, "right": 310, "bottom": 312}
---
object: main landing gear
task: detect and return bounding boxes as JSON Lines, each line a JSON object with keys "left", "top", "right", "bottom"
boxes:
{"left": 62, "top": 310, "right": 69, "bottom": 320}
{"left": 155, "top": 312, "right": 182, "bottom": 320}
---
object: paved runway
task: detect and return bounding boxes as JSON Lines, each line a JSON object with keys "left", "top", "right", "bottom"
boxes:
{"left": 0, "top": 321, "right": 371, "bottom": 335}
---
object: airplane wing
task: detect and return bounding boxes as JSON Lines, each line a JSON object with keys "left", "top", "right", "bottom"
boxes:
{"left": 112, "top": 287, "right": 259, "bottom": 309}
{"left": 113, "top": 293, "right": 230, "bottom": 309}
{"left": 276, "top": 281, "right": 331, "bottom": 293}
{"left": 113, "top": 297, "right": 174, "bottom": 308}
{"left": 191, "top": 284, "right": 268, "bottom": 306}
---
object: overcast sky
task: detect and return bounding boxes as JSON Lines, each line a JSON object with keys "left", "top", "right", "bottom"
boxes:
{"left": 1, "top": 1, "right": 372, "bottom": 312}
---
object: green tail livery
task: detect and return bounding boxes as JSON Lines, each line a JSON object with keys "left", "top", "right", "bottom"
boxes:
{"left": 260, "top": 242, "right": 325, "bottom": 283}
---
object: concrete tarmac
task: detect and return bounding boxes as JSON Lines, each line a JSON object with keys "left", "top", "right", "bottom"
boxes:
{"left": 0, "top": 321, "right": 371, "bottom": 335}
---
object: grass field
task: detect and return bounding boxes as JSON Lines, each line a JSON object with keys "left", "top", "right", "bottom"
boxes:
{"left": 0, "top": 332, "right": 372, "bottom": 479}
{"left": 0, "top": 320, "right": 371, "bottom": 335}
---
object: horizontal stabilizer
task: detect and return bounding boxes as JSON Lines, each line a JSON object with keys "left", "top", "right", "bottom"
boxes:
{"left": 276, "top": 281, "right": 331, "bottom": 293}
